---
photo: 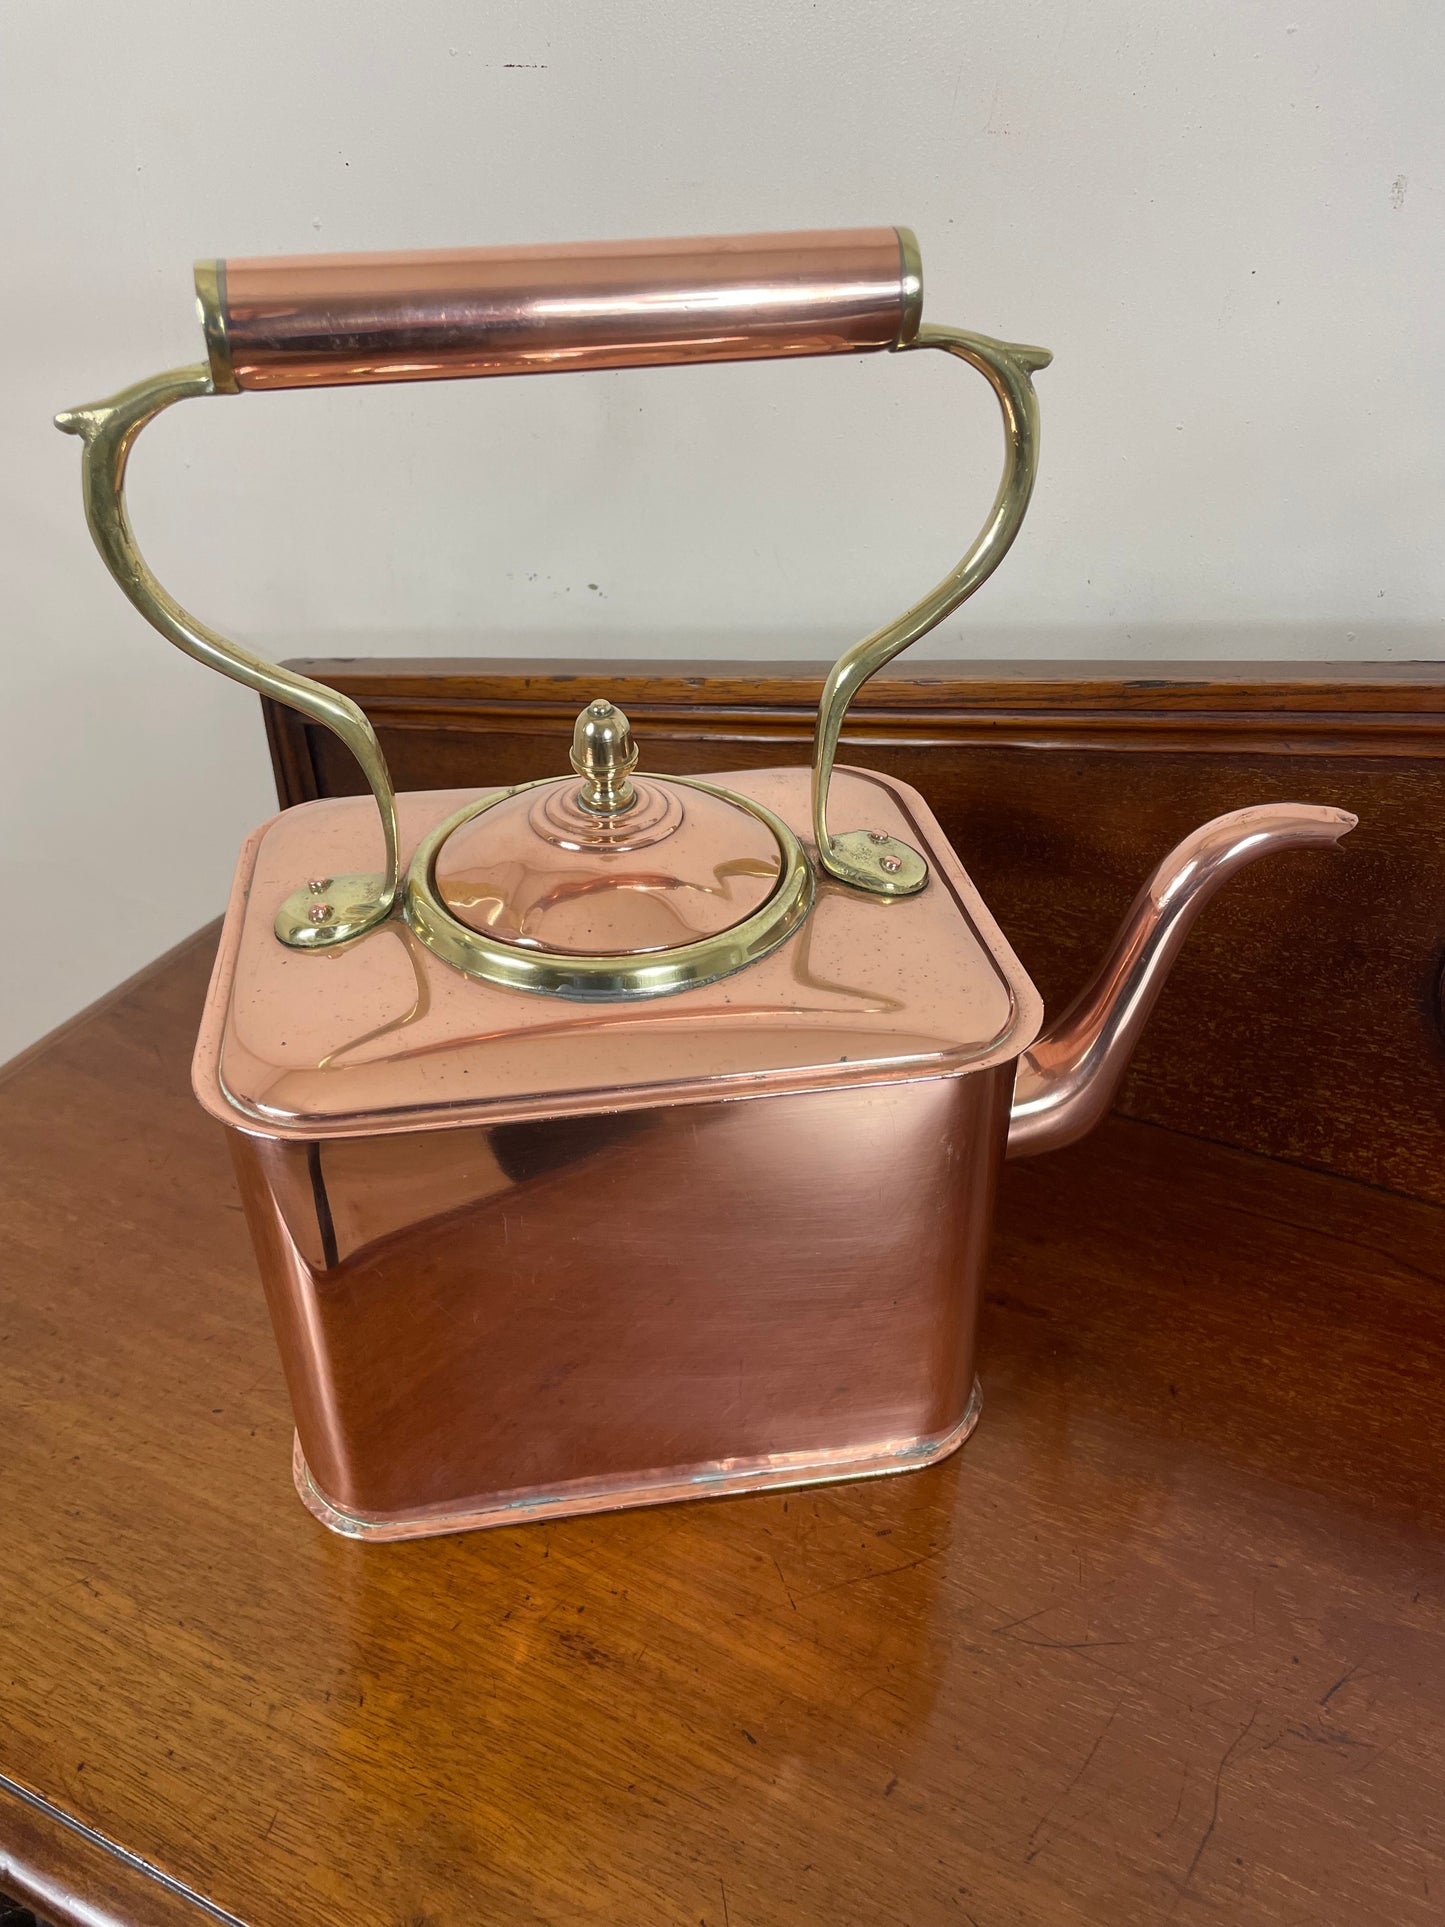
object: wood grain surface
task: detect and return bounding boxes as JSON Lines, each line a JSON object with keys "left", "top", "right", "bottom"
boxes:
{"left": 263, "top": 658, "right": 1445, "bottom": 1204}
{"left": 2, "top": 930, "right": 1443, "bottom": 1926}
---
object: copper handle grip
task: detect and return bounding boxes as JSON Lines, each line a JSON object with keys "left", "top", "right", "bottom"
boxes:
{"left": 196, "top": 228, "right": 923, "bottom": 393}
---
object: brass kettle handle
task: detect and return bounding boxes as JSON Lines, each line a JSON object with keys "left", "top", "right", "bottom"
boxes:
{"left": 55, "top": 228, "right": 1048, "bottom": 950}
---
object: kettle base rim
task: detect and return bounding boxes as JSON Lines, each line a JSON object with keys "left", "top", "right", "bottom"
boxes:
{"left": 291, "top": 1380, "right": 984, "bottom": 1543}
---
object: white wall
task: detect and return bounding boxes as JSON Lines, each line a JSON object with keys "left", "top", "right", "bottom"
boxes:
{"left": 2, "top": 1, "right": 1440, "bottom": 1060}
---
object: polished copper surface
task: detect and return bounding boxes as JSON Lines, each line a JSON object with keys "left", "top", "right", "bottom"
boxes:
{"left": 205, "top": 228, "right": 918, "bottom": 390}
{"left": 1007, "top": 803, "right": 1357, "bottom": 1157}
{"left": 229, "top": 1065, "right": 1009, "bottom": 1531}
{"left": 198, "top": 762, "right": 1358, "bottom": 1540}
{"left": 433, "top": 772, "right": 781, "bottom": 955}
{"left": 195, "top": 766, "right": 1040, "bottom": 1138}
{"left": 203, "top": 763, "right": 1027, "bottom": 1535}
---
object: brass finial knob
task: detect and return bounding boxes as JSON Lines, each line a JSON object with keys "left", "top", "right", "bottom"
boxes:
{"left": 570, "top": 699, "right": 638, "bottom": 815}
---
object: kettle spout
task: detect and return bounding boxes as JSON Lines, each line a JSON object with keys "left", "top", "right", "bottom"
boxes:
{"left": 1006, "top": 803, "right": 1356, "bottom": 1158}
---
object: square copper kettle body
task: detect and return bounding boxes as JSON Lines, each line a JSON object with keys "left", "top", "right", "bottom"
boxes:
{"left": 196, "top": 767, "right": 1043, "bottom": 1540}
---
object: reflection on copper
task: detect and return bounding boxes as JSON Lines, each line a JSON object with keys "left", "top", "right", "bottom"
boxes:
{"left": 531, "top": 776, "right": 683, "bottom": 852}
{"left": 311, "top": 913, "right": 905, "bottom": 1080}
{"left": 228, "top": 1069, "right": 1007, "bottom": 1536}
{"left": 443, "top": 856, "right": 781, "bottom": 955}
{"left": 787, "top": 899, "right": 906, "bottom": 1014}
{"left": 434, "top": 774, "right": 784, "bottom": 954}
{"left": 207, "top": 229, "right": 919, "bottom": 391}
{"left": 1007, "top": 804, "right": 1357, "bottom": 1157}
{"left": 317, "top": 923, "right": 431, "bottom": 1070}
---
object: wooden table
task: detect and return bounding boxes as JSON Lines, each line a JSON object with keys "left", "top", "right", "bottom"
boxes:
{"left": 2, "top": 930, "right": 1442, "bottom": 1927}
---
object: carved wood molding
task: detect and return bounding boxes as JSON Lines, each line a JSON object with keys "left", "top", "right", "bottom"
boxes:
{"left": 270, "top": 660, "right": 1445, "bottom": 797}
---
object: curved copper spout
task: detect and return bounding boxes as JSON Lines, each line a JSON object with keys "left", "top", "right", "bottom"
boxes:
{"left": 1006, "top": 803, "right": 1357, "bottom": 1158}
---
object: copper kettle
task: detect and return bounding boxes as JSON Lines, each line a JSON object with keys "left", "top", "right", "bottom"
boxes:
{"left": 58, "top": 229, "right": 1353, "bottom": 1540}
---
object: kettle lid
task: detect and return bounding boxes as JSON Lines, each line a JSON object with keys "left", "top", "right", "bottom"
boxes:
{"left": 432, "top": 703, "right": 785, "bottom": 957}
{"left": 392, "top": 699, "right": 815, "bottom": 1000}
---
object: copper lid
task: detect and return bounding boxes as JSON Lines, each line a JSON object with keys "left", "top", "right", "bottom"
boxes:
{"left": 379, "top": 700, "right": 816, "bottom": 1000}
{"left": 431, "top": 701, "right": 783, "bottom": 958}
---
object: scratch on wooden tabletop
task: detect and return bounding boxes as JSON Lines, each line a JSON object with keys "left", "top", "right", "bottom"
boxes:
{"left": 803, "top": 1545, "right": 945, "bottom": 1598}
{"left": 1166, "top": 1703, "right": 1261, "bottom": 1919}
{"left": 770, "top": 1554, "right": 797, "bottom": 1612}
{"left": 991, "top": 1600, "right": 1131, "bottom": 1652}
{"left": 844, "top": 1680, "right": 890, "bottom": 1715}
{"left": 1012, "top": 1634, "right": 1131, "bottom": 1651}
{"left": 1320, "top": 1660, "right": 1366, "bottom": 1706}
{"left": 1025, "top": 1701, "right": 1121, "bottom": 1864}
{"left": 1281, "top": 1721, "right": 1371, "bottom": 1752}
{"left": 991, "top": 1603, "right": 1055, "bottom": 1636}
{"left": 1226, "top": 1198, "right": 1445, "bottom": 1290}
{"left": 1156, "top": 1764, "right": 1189, "bottom": 1838}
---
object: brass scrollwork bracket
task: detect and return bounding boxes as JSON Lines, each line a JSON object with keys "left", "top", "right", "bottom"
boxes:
{"left": 809, "top": 325, "right": 1051, "bottom": 897}
{"left": 55, "top": 367, "right": 400, "bottom": 947}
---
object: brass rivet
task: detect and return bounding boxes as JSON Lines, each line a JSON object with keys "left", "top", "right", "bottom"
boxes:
{"left": 308, "top": 903, "right": 333, "bottom": 923}
{"left": 307, "top": 877, "right": 331, "bottom": 893}
{"left": 868, "top": 831, "right": 889, "bottom": 844}
{"left": 879, "top": 855, "right": 902, "bottom": 874}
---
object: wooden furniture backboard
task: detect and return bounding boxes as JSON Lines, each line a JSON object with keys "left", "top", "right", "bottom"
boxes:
{"left": 265, "top": 658, "right": 1445, "bottom": 1202}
